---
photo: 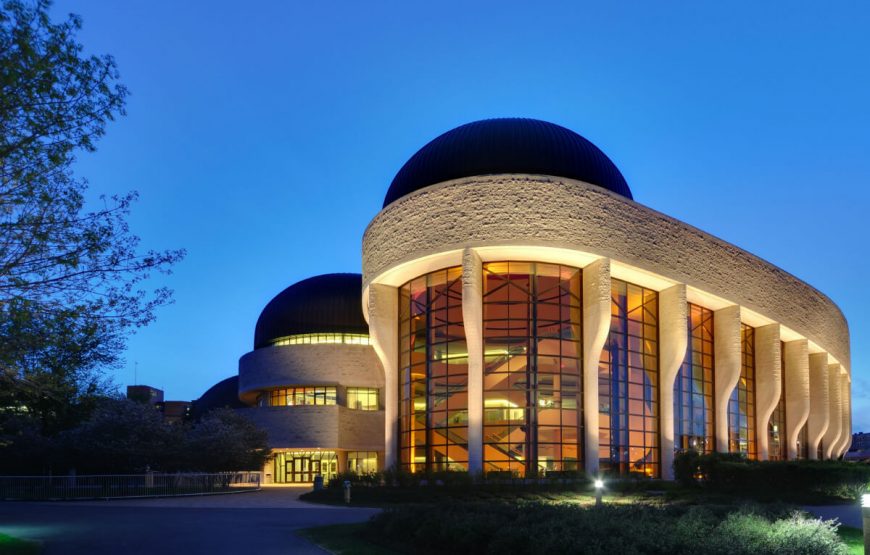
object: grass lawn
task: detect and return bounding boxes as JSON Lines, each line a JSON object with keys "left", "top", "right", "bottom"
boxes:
{"left": 299, "top": 483, "right": 670, "bottom": 508}
{"left": 297, "top": 523, "right": 396, "bottom": 555}
{"left": 838, "top": 526, "right": 864, "bottom": 555}
{"left": 0, "top": 533, "right": 40, "bottom": 555}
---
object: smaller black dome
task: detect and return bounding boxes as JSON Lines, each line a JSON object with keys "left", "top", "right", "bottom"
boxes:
{"left": 191, "top": 376, "right": 246, "bottom": 418}
{"left": 254, "top": 273, "right": 367, "bottom": 349}
{"left": 384, "top": 118, "right": 631, "bottom": 207}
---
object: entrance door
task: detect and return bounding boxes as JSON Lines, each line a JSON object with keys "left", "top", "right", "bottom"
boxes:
{"left": 278, "top": 452, "right": 336, "bottom": 483}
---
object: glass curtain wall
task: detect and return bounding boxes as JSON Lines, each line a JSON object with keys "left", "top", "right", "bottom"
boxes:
{"left": 768, "top": 342, "right": 786, "bottom": 460}
{"left": 482, "top": 262, "right": 582, "bottom": 477}
{"left": 398, "top": 267, "right": 467, "bottom": 472}
{"left": 728, "top": 324, "right": 757, "bottom": 458}
{"left": 796, "top": 424, "right": 809, "bottom": 459}
{"left": 598, "top": 279, "right": 659, "bottom": 477}
{"left": 674, "top": 304, "right": 714, "bottom": 453}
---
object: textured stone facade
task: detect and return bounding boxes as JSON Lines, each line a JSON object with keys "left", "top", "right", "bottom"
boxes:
{"left": 238, "top": 343, "right": 384, "bottom": 403}
{"left": 240, "top": 405, "right": 383, "bottom": 451}
{"left": 362, "top": 175, "right": 850, "bottom": 369}
{"left": 237, "top": 342, "right": 385, "bottom": 464}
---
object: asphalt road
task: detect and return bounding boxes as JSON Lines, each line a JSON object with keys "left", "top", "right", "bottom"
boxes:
{"left": 0, "top": 488, "right": 380, "bottom": 554}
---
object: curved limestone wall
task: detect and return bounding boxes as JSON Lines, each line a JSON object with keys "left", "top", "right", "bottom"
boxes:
{"left": 362, "top": 174, "right": 849, "bottom": 368}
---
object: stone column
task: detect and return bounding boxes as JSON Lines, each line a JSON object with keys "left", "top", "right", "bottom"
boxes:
{"left": 754, "top": 324, "right": 781, "bottom": 460}
{"left": 582, "top": 258, "right": 611, "bottom": 477}
{"left": 835, "top": 376, "right": 851, "bottom": 458}
{"left": 658, "top": 284, "right": 687, "bottom": 480}
{"left": 367, "top": 283, "right": 399, "bottom": 469}
{"left": 823, "top": 365, "right": 842, "bottom": 459}
{"left": 713, "top": 305, "right": 742, "bottom": 453}
{"left": 806, "top": 353, "right": 830, "bottom": 459}
{"left": 784, "top": 340, "right": 809, "bottom": 460}
{"left": 461, "top": 248, "right": 484, "bottom": 475}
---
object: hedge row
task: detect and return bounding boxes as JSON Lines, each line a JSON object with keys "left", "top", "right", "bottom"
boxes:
{"left": 365, "top": 502, "right": 848, "bottom": 555}
{"left": 673, "top": 451, "right": 870, "bottom": 500}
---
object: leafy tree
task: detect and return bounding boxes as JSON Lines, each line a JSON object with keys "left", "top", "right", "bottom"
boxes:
{"left": 0, "top": 0, "right": 183, "bottom": 434}
{"left": 59, "top": 397, "right": 179, "bottom": 474}
{"left": 183, "top": 409, "right": 270, "bottom": 472}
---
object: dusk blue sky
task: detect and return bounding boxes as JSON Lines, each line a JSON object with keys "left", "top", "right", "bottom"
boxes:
{"left": 53, "top": 2, "right": 869, "bottom": 430}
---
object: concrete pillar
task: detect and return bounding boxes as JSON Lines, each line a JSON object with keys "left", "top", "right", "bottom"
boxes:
{"left": 823, "top": 365, "right": 842, "bottom": 459}
{"left": 582, "top": 258, "right": 611, "bottom": 477}
{"left": 806, "top": 353, "right": 830, "bottom": 459}
{"left": 461, "top": 248, "right": 484, "bottom": 475}
{"left": 658, "top": 284, "right": 687, "bottom": 480}
{"left": 784, "top": 340, "right": 809, "bottom": 460}
{"left": 835, "top": 376, "right": 851, "bottom": 458}
{"left": 367, "top": 283, "right": 399, "bottom": 469}
{"left": 713, "top": 305, "right": 742, "bottom": 453}
{"left": 845, "top": 379, "right": 853, "bottom": 454}
{"left": 754, "top": 324, "right": 781, "bottom": 461}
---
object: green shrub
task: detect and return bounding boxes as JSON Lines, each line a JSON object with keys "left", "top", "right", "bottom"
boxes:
{"left": 672, "top": 451, "right": 870, "bottom": 502}
{"left": 365, "top": 502, "right": 848, "bottom": 554}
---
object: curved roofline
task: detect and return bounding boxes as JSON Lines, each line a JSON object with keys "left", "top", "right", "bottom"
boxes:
{"left": 254, "top": 272, "right": 367, "bottom": 349}
{"left": 384, "top": 118, "right": 632, "bottom": 207}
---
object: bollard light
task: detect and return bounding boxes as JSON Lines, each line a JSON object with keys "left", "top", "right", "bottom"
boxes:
{"left": 594, "top": 478, "right": 604, "bottom": 507}
{"left": 594, "top": 479, "right": 604, "bottom": 489}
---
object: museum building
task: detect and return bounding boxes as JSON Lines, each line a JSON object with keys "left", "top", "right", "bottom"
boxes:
{"left": 361, "top": 118, "right": 852, "bottom": 480}
{"left": 201, "top": 118, "right": 852, "bottom": 482}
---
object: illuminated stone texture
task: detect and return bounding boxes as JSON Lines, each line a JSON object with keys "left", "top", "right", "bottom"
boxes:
{"left": 362, "top": 175, "right": 849, "bottom": 368}
{"left": 784, "top": 340, "right": 810, "bottom": 460}
{"left": 807, "top": 353, "right": 830, "bottom": 459}
{"left": 713, "top": 305, "right": 742, "bottom": 453}
{"left": 823, "top": 366, "right": 843, "bottom": 459}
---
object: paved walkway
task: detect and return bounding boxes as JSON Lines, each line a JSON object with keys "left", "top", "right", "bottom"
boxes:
{"left": 0, "top": 487, "right": 379, "bottom": 554}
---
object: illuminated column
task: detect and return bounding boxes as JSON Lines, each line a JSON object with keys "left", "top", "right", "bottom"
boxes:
{"left": 582, "top": 258, "right": 611, "bottom": 476}
{"left": 835, "top": 376, "right": 851, "bottom": 458}
{"left": 784, "top": 340, "right": 809, "bottom": 460}
{"left": 658, "top": 284, "right": 687, "bottom": 480}
{"left": 713, "top": 305, "right": 741, "bottom": 453}
{"left": 845, "top": 378, "right": 853, "bottom": 454}
{"left": 367, "top": 283, "right": 399, "bottom": 469}
{"left": 806, "top": 353, "right": 830, "bottom": 459}
{"left": 461, "top": 248, "right": 484, "bottom": 475}
{"left": 754, "top": 324, "right": 781, "bottom": 460}
{"left": 823, "top": 365, "right": 842, "bottom": 459}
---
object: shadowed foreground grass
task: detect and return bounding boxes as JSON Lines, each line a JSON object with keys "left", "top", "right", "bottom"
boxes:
{"left": 0, "top": 533, "right": 40, "bottom": 555}
{"left": 297, "top": 524, "right": 395, "bottom": 555}
{"left": 837, "top": 526, "right": 864, "bottom": 555}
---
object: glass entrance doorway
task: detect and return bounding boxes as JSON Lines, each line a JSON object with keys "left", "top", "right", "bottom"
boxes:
{"left": 286, "top": 457, "right": 321, "bottom": 482}
{"left": 273, "top": 451, "right": 338, "bottom": 483}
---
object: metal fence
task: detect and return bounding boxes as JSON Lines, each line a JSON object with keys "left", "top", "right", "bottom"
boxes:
{"left": 0, "top": 471, "right": 261, "bottom": 501}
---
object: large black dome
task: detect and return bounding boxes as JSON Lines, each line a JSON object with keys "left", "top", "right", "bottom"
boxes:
{"left": 383, "top": 118, "right": 631, "bottom": 207}
{"left": 254, "top": 273, "right": 367, "bottom": 349}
